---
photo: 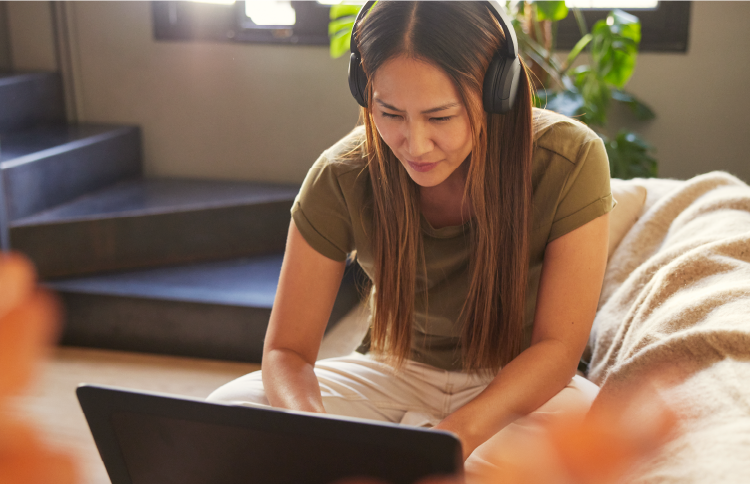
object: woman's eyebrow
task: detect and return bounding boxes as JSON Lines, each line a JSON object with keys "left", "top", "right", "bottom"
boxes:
{"left": 374, "top": 98, "right": 460, "bottom": 114}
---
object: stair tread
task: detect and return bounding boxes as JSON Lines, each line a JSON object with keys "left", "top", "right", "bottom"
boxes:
{"left": 0, "top": 123, "right": 135, "bottom": 166}
{"left": 0, "top": 72, "right": 56, "bottom": 86}
{"left": 46, "top": 255, "right": 283, "bottom": 308}
{"left": 12, "top": 177, "right": 299, "bottom": 226}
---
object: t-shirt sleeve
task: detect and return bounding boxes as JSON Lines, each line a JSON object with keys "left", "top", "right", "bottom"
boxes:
{"left": 290, "top": 154, "right": 354, "bottom": 262}
{"left": 548, "top": 137, "right": 615, "bottom": 242}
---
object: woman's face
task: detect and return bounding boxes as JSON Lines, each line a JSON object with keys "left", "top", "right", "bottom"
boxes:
{"left": 371, "top": 56, "right": 474, "bottom": 188}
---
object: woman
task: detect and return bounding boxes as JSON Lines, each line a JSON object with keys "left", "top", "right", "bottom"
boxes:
{"left": 209, "top": 2, "right": 613, "bottom": 480}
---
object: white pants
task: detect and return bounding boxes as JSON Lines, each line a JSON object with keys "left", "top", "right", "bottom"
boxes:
{"left": 207, "top": 352, "right": 599, "bottom": 482}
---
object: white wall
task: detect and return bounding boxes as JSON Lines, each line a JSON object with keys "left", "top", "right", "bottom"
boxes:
{"left": 62, "top": 1, "right": 359, "bottom": 183}
{"left": 7, "top": 1, "right": 750, "bottom": 183}
{"left": 0, "top": 3, "right": 13, "bottom": 71}
{"left": 6, "top": 1, "right": 57, "bottom": 72}
{"left": 617, "top": 1, "right": 750, "bottom": 182}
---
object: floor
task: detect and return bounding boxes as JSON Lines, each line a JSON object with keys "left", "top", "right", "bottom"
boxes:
{"left": 9, "top": 302, "right": 370, "bottom": 484}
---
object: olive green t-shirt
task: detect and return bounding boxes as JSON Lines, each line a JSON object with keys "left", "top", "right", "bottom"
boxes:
{"left": 291, "top": 108, "right": 614, "bottom": 371}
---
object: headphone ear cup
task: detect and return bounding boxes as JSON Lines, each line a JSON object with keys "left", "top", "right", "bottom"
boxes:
{"left": 348, "top": 52, "right": 368, "bottom": 108}
{"left": 482, "top": 55, "right": 521, "bottom": 114}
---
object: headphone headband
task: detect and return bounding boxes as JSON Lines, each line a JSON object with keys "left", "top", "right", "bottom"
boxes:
{"left": 349, "top": 0, "right": 375, "bottom": 60}
{"left": 348, "top": 1, "right": 521, "bottom": 114}
{"left": 485, "top": 0, "right": 518, "bottom": 59}
{"left": 350, "top": 1, "right": 516, "bottom": 59}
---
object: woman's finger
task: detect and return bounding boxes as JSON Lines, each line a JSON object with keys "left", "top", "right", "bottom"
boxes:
{"left": 0, "top": 417, "right": 78, "bottom": 484}
{"left": 0, "top": 288, "right": 61, "bottom": 398}
{"left": 0, "top": 252, "right": 37, "bottom": 320}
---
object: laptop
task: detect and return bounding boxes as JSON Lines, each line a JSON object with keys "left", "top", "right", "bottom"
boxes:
{"left": 77, "top": 384, "right": 463, "bottom": 484}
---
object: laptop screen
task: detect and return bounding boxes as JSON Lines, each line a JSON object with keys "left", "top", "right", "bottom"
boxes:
{"left": 77, "top": 385, "right": 461, "bottom": 484}
{"left": 112, "top": 411, "right": 437, "bottom": 484}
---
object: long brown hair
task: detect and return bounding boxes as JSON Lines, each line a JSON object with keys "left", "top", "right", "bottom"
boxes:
{"left": 357, "top": 1, "right": 534, "bottom": 373}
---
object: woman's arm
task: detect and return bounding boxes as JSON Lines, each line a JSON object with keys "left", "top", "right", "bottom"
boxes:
{"left": 433, "top": 213, "right": 610, "bottom": 459}
{"left": 261, "top": 220, "right": 347, "bottom": 413}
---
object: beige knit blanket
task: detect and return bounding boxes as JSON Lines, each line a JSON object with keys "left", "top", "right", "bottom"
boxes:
{"left": 588, "top": 171, "right": 750, "bottom": 483}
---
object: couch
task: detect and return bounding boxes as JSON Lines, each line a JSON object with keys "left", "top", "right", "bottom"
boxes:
{"left": 590, "top": 171, "right": 750, "bottom": 482}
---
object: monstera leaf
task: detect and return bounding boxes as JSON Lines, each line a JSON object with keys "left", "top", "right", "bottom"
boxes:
{"left": 534, "top": 1, "right": 569, "bottom": 22}
{"left": 328, "top": 4, "right": 362, "bottom": 58}
{"left": 611, "top": 89, "right": 656, "bottom": 121}
{"left": 604, "top": 130, "right": 658, "bottom": 179}
{"left": 328, "top": 2, "right": 378, "bottom": 59}
{"left": 590, "top": 10, "right": 641, "bottom": 89}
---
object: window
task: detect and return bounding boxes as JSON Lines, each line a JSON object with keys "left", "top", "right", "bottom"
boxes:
{"left": 555, "top": 1, "right": 691, "bottom": 52}
{"left": 152, "top": 1, "right": 691, "bottom": 53}
{"left": 152, "top": 1, "right": 330, "bottom": 45}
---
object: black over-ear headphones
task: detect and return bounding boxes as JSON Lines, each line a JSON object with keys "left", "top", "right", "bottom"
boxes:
{"left": 348, "top": 1, "right": 521, "bottom": 114}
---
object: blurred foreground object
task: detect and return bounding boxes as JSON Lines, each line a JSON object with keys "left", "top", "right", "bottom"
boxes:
{"left": 338, "top": 373, "right": 676, "bottom": 484}
{"left": 545, "top": 375, "right": 677, "bottom": 484}
{"left": 0, "top": 252, "right": 78, "bottom": 484}
{"left": 484, "top": 375, "right": 676, "bottom": 484}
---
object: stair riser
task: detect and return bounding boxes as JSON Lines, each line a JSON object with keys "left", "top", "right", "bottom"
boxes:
{"left": 57, "top": 266, "right": 363, "bottom": 363}
{"left": 3, "top": 127, "right": 142, "bottom": 220}
{"left": 0, "top": 169, "right": 8, "bottom": 250}
{"left": 0, "top": 73, "right": 65, "bottom": 134}
{"left": 12, "top": 201, "right": 293, "bottom": 278}
{"left": 59, "top": 294, "right": 271, "bottom": 362}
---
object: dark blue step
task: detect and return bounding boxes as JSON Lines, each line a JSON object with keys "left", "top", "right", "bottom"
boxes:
{"left": 0, "top": 73, "right": 65, "bottom": 135}
{"left": 10, "top": 178, "right": 299, "bottom": 278}
{"left": 48, "top": 256, "right": 365, "bottom": 362}
{"left": 1, "top": 123, "right": 142, "bottom": 220}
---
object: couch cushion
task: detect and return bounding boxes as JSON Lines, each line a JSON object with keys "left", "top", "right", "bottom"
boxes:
{"left": 608, "top": 179, "right": 647, "bottom": 260}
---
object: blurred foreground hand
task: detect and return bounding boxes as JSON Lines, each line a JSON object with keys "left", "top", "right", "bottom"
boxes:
{"left": 0, "top": 252, "right": 78, "bottom": 484}
{"left": 543, "top": 379, "right": 677, "bottom": 484}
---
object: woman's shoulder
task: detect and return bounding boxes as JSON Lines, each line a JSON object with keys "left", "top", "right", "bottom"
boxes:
{"left": 317, "top": 125, "right": 369, "bottom": 175}
{"left": 532, "top": 108, "right": 602, "bottom": 164}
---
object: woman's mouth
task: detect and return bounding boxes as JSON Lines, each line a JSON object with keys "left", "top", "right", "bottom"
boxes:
{"left": 407, "top": 160, "right": 439, "bottom": 173}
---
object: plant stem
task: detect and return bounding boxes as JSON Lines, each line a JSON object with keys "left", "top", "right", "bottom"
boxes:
{"left": 551, "top": 19, "right": 558, "bottom": 52}
{"left": 573, "top": 7, "right": 588, "bottom": 39}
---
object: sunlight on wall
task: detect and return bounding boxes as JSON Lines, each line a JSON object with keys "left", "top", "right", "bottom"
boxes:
{"left": 315, "top": 0, "right": 365, "bottom": 5}
{"left": 188, "top": 0, "right": 660, "bottom": 27}
{"left": 189, "top": 0, "right": 297, "bottom": 27}
{"left": 565, "top": 0, "right": 658, "bottom": 8}
{"left": 318, "top": 0, "right": 658, "bottom": 8}
{"left": 245, "top": 1, "right": 295, "bottom": 26}
{"left": 190, "top": 0, "right": 236, "bottom": 5}
{"left": 508, "top": 0, "right": 659, "bottom": 9}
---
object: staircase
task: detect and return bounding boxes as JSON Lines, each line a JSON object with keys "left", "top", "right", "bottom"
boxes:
{"left": 0, "top": 72, "right": 363, "bottom": 363}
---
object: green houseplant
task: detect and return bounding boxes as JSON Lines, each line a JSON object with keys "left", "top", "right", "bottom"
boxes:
{"left": 328, "top": 1, "right": 658, "bottom": 180}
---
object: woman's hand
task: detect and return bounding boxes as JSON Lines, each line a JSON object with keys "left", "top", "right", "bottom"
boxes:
{"left": 432, "top": 412, "right": 484, "bottom": 461}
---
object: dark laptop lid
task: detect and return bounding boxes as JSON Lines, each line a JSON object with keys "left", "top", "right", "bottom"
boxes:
{"left": 77, "top": 384, "right": 463, "bottom": 484}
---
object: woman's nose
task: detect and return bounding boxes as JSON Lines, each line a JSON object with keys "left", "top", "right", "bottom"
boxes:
{"left": 404, "top": 123, "right": 433, "bottom": 159}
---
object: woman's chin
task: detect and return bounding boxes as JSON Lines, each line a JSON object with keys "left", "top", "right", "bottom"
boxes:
{"left": 403, "top": 166, "right": 448, "bottom": 188}
{"left": 408, "top": 174, "right": 445, "bottom": 188}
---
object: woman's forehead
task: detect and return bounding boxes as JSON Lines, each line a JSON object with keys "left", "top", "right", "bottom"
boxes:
{"left": 372, "top": 56, "right": 463, "bottom": 111}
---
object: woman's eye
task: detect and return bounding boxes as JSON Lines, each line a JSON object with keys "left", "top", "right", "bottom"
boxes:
{"left": 381, "top": 112, "right": 401, "bottom": 119}
{"left": 431, "top": 116, "right": 452, "bottom": 123}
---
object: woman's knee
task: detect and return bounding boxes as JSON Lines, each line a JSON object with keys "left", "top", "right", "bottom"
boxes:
{"left": 543, "top": 374, "right": 599, "bottom": 417}
{"left": 206, "top": 370, "right": 269, "bottom": 406}
{"left": 570, "top": 374, "right": 599, "bottom": 405}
